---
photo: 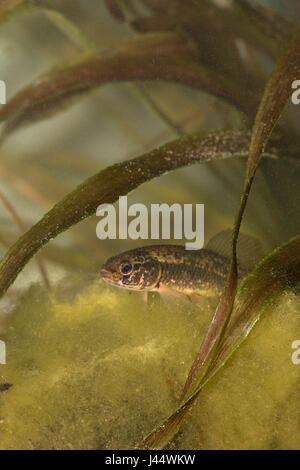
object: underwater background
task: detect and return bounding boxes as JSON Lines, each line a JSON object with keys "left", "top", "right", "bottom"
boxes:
{"left": 0, "top": 0, "right": 299, "bottom": 450}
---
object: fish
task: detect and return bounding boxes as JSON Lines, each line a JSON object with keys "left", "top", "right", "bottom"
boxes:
{"left": 100, "top": 230, "right": 264, "bottom": 298}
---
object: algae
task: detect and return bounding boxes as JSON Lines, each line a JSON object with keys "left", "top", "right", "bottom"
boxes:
{"left": 0, "top": 278, "right": 299, "bottom": 449}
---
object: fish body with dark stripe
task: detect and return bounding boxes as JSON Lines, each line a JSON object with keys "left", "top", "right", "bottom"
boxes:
{"left": 100, "top": 244, "right": 248, "bottom": 297}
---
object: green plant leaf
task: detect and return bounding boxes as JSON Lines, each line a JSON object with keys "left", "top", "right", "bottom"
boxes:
{"left": 40, "top": 7, "right": 98, "bottom": 53}
{"left": 180, "top": 29, "right": 300, "bottom": 403}
{"left": 136, "top": 28, "right": 300, "bottom": 450}
{"left": 141, "top": 0, "right": 296, "bottom": 59}
{"left": 138, "top": 233, "right": 300, "bottom": 449}
{"left": 0, "top": 129, "right": 283, "bottom": 299}
{"left": 246, "top": 30, "right": 300, "bottom": 179}
{"left": 232, "top": 0, "right": 297, "bottom": 57}
{"left": 0, "top": 31, "right": 260, "bottom": 141}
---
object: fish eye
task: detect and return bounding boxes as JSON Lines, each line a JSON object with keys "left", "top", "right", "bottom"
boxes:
{"left": 119, "top": 261, "right": 133, "bottom": 275}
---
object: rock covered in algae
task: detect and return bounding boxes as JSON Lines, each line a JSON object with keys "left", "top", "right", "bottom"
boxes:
{"left": 0, "top": 277, "right": 299, "bottom": 450}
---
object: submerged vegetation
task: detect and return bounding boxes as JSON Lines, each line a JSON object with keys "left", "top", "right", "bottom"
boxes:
{"left": 0, "top": 0, "right": 299, "bottom": 450}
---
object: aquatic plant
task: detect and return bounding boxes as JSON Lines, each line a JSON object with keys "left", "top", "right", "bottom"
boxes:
{"left": 0, "top": 0, "right": 299, "bottom": 450}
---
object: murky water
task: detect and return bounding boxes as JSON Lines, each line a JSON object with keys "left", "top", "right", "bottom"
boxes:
{"left": 0, "top": 0, "right": 299, "bottom": 450}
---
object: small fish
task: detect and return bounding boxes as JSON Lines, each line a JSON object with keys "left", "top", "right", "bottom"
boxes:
{"left": 100, "top": 231, "right": 262, "bottom": 298}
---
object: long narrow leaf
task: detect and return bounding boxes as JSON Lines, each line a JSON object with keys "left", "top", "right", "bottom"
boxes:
{"left": 247, "top": 30, "right": 300, "bottom": 178}
{"left": 0, "top": 33, "right": 256, "bottom": 141}
{"left": 139, "top": 233, "right": 300, "bottom": 449}
{"left": 181, "top": 29, "right": 300, "bottom": 402}
{"left": 0, "top": 130, "right": 282, "bottom": 299}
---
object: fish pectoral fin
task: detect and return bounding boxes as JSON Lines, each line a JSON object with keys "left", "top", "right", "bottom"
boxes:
{"left": 141, "top": 291, "right": 148, "bottom": 304}
{"left": 146, "top": 291, "right": 160, "bottom": 308}
{"left": 157, "top": 285, "right": 189, "bottom": 305}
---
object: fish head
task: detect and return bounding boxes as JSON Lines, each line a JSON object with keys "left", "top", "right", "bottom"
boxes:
{"left": 100, "top": 248, "right": 161, "bottom": 291}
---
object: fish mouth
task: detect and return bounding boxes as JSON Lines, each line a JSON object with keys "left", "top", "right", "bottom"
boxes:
{"left": 100, "top": 268, "right": 115, "bottom": 284}
{"left": 100, "top": 267, "right": 123, "bottom": 288}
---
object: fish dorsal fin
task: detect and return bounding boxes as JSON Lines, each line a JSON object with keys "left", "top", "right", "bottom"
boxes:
{"left": 205, "top": 229, "right": 265, "bottom": 270}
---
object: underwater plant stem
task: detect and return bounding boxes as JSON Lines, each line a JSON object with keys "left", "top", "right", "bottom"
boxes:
{"left": 0, "top": 34, "right": 260, "bottom": 141}
{"left": 139, "top": 233, "right": 300, "bottom": 450}
{"left": 180, "top": 28, "right": 300, "bottom": 402}
{"left": 0, "top": 190, "right": 50, "bottom": 290}
{"left": 0, "top": 130, "right": 285, "bottom": 300}
{"left": 139, "top": 29, "right": 300, "bottom": 444}
{"left": 181, "top": 174, "right": 253, "bottom": 401}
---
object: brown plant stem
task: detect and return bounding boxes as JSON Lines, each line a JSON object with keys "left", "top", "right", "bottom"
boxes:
{"left": 0, "top": 190, "right": 50, "bottom": 290}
